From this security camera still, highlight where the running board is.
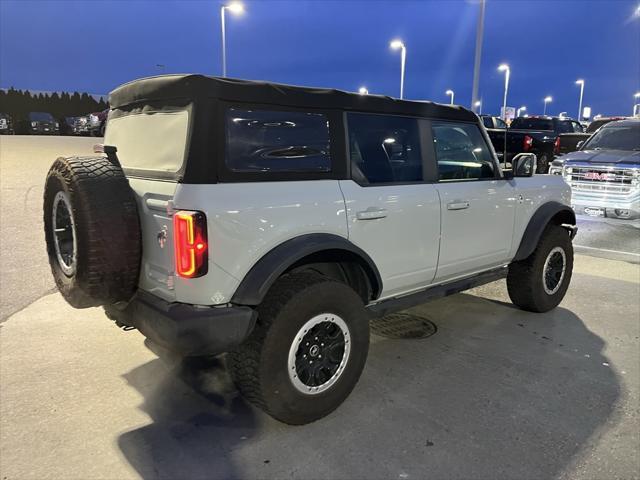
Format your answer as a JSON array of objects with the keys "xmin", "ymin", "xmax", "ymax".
[{"xmin": 366, "ymin": 266, "xmax": 508, "ymax": 318}]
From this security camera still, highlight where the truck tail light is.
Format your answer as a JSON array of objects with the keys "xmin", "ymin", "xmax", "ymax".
[
  {"xmin": 523, "ymin": 135, "xmax": 533, "ymax": 152},
  {"xmin": 554, "ymin": 136, "xmax": 561, "ymax": 154},
  {"xmin": 173, "ymin": 210, "xmax": 208, "ymax": 278}
]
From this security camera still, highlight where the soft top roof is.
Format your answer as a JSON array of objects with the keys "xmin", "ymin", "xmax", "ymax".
[{"xmin": 109, "ymin": 74, "xmax": 477, "ymax": 122}]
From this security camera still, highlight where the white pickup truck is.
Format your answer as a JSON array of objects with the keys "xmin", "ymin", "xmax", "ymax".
[{"xmin": 43, "ymin": 75, "xmax": 577, "ymax": 424}]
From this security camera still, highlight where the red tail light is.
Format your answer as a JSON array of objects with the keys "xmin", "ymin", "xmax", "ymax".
[
  {"xmin": 523, "ymin": 135, "xmax": 533, "ymax": 152},
  {"xmin": 554, "ymin": 136, "xmax": 561, "ymax": 154},
  {"xmin": 173, "ymin": 210, "xmax": 208, "ymax": 278}
]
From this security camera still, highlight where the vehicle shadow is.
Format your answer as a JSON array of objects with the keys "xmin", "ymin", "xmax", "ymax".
[
  {"xmin": 117, "ymin": 292, "xmax": 621, "ymax": 480},
  {"xmin": 117, "ymin": 348, "xmax": 257, "ymax": 480}
]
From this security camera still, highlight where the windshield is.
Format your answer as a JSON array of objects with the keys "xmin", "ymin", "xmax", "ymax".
[
  {"xmin": 583, "ymin": 124, "xmax": 640, "ymax": 151},
  {"xmin": 555, "ymin": 121, "xmax": 577, "ymax": 133},
  {"xmin": 30, "ymin": 112, "xmax": 54, "ymax": 121},
  {"xmin": 510, "ymin": 118, "xmax": 553, "ymax": 130}
]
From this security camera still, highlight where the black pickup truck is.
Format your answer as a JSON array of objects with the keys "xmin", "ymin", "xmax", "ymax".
[{"xmin": 483, "ymin": 116, "xmax": 585, "ymax": 174}]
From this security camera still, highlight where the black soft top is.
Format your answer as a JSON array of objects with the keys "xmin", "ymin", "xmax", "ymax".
[{"xmin": 109, "ymin": 74, "xmax": 477, "ymax": 122}]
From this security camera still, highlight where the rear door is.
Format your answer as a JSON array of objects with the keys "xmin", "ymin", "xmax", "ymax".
[
  {"xmin": 431, "ymin": 121, "xmax": 516, "ymax": 282},
  {"xmin": 104, "ymin": 108, "xmax": 191, "ymax": 302},
  {"xmin": 340, "ymin": 113, "xmax": 441, "ymax": 299}
]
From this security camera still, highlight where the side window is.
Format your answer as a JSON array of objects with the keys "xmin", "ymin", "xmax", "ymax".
[
  {"xmin": 347, "ymin": 113, "xmax": 423, "ymax": 184},
  {"xmin": 225, "ymin": 107, "xmax": 331, "ymax": 172},
  {"xmin": 481, "ymin": 117, "xmax": 492, "ymax": 129},
  {"xmin": 573, "ymin": 121, "xmax": 584, "ymax": 133},
  {"xmin": 432, "ymin": 122, "xmax": 497, "ymax": 181},
  {"xmin": 496, "ymin": 118, "xmax": 507, "ymax": 129}
]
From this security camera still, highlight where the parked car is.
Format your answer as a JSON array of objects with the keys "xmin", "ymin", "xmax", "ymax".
[
  {"xmin": 0, "ymin": 112, "xmax": 14, "ymax": 134},
  {"xmin": 485, "ymin": 116, "xmax": 584, "ymax": 173},
  {"xmin": 88, "ymin": 109, "xmax": 108, "ymax": 136},
  {"xmin": 18, "ymin": 112, "xmax": 60, "ymax": 135},
  {"xmin": 43, "ymin": 74, "xmax": 577, "ymax": 425},
  {"xmin": 562, "ymin": 119, "xmax": 640, "ymax": 219},
  {"xmin": 555, "ymin": 117, "xmax": 629, "ymax": 157}
]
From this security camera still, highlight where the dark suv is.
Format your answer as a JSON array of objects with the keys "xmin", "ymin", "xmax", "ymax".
[{"xmin": 18, "ymin": 112, "xmax": 60, "ymax": 135}]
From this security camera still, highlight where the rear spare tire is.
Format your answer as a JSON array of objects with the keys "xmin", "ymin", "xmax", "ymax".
[{"xmin": 43, "ymin": 156, "xmax": 141, "ymax": 308}]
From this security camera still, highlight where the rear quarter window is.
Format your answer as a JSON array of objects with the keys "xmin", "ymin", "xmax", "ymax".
[{"xmin": 225, "ymin": 108, "xmax": 331, "ymax": 173}]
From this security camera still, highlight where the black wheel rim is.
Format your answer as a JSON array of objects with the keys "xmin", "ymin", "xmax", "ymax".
[
  {"xmin": 288, "ymin": 314, "xmax": 351, "ymax": 394},
  {"xmin": 543, "ymin": 247, "xmax": 566, "ymax": 295},
  {"xmin": 52, "ymin": 191, "xmax": 76, "ymax": 276}
]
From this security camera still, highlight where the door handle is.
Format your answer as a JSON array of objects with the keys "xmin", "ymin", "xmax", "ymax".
[
  {"xmin": 356, "ymin": 207, "xmax": 388, "ymax": 220},
  {"xmin": 447, "ymin": 201, "xmax": 470, "ymax": 210}
]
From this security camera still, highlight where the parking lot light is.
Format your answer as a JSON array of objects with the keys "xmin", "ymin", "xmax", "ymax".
[
  {"xmin": 390, "ymin": 39, "xmax": 406, "ymax": 99},
  {"xmin": 544, "ymin": 96, "xmax": 553, "ymax": 115},
  {"xmin": 220, "ymin": 2, "xmax": 245, "ymax": 77},
  {"xmin": 446, "ymin": 89, "xmax": 455, "ymax": 105},
  {"xmin": 498, "ymin": 64, "xmax": 510, "ymax": 121},
  {"xmin": 517, "ymin": 105, "xmax": 527, "ymax": 117},
  {"xmin": 634, "ymin": 92, "xmax": 640, "ymax": 116},
  {"xmin": 359, "ymin": 87, "xmax": 369, "ymax": 95},
  {"xmin": 474, "ymin": 100, "xmax": 482, "ymax": 114},
  {"xmin": 575, "ymin": 79, "xmax": 585, "ymax": 120}
]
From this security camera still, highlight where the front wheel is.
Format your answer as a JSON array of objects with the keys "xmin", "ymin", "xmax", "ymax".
[
  {"xmin": 507, "ymin": 225, "xmax": 573, "ymax": 312},
  {"xmin": 228, "ymin": 272, "xmax": 370, "ymax": 425}
]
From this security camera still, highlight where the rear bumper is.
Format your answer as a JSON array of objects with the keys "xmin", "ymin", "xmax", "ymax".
[{"xmin": 105, "ymin": 291, "xmax": 257, "ymax": 356}]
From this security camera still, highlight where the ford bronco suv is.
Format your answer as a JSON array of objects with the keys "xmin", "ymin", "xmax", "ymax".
[{"xmin": 43, "ymin": 75, "xmax": 577, "ymax": 425}]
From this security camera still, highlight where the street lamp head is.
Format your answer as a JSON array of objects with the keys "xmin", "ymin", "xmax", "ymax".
[
  {"xmin": 498, "ymin": 63, "xmax": 509, "ymax": 72},
  {"xmin": 359, "ymin": 87, "xmax": 369, "ymax": 95},
  {"xmin": 390, "ymin": 39, "xmax": 405, "ymax": 50},
  {"xmin": 474, "ymin": 101, "xmax": 482, "ymax": 107},
  {"xmin": 634, "ymin": 92, "xmax": 640, "ymax": 98},
  {"xmin": 446, "ymin": 90, "xmax": 454, "ymax": 96},
  {"xmin": 225, "ymin": 2, "xmax": 244, "ymax": 14},
  {"xmin": 520, "ymin": 106, "xmax": 527, "ymax": 111},
  {"xmin": 575, "ymin": 79, "xmax": 584, "ymax": 85},
  {"xmin": 544, "ymin": 96, "xmax": 553, "ymax": 103}
]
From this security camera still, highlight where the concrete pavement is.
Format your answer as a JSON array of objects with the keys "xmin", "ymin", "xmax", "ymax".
[{"xmin": 1, "ymin": 255, "xmax": 638, "ymax": 479}]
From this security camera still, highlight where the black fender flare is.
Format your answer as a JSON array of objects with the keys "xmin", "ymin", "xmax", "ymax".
[
  {"xmin": 513, "ymin": 201, "xmax": 576, "ymax": 261},
  {"xmin": 231, "ymin": 233, "xmax": 383, "ymax": 306}
]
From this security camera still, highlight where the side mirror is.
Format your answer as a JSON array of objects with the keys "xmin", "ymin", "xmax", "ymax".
[
  {"xmin": 512, "ymin": 153, "xmax": 536, "ymax": 177},
  {"xmin": 576, "ymin": 140, "xmax": 585, "ymax": 150}
]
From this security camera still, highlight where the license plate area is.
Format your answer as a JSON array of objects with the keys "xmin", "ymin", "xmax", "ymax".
[{"xmin": 584, "ymin": 207, "xmax": 605, "ymax": 217}]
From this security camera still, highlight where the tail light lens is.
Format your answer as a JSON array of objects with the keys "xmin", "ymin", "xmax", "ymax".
[
  {"xmin": 554, "ymin": 136, "xmax": 561, "ymax": 154},
  {"xmin": 523, "ymin": 135, "xmax": 533, "ymax": 152},
  {"xmin": 173, "ymin": 210, "xmax": 208, "ymax": 278}
]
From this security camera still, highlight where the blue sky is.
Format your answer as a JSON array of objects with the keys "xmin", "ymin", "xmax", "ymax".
[{"xmin": 1, "ymin": 0, "xmax": 639, "ymax": 117}]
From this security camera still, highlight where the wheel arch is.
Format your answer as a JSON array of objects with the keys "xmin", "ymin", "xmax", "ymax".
[
  {"xmin": 230, "ymin": 233, "xmax": 383, "ymax": 306},
  {"xmin": 513, "ymin": 201, "xmax": 576, "ymax": 261}
]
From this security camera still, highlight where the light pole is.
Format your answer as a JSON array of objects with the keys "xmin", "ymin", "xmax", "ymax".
[
  {"xmin": 633, "ymin": 92, "xmax": 640, "ymax": 116},
  {"xmin": 220, "ymin": 2, "xmax": 244, "ymax": 77},
  {"xmin": 359, "ymin": 87, "xmax": 369, "ymax": 95},
  {"xmin": 516, "ymin": 106, "xmax": 527, "ymax": 117},
  {"xmin": 543, "ymin": 96, "xmax": 552, "ymax": 115},
  {"xmin": 390, "ymin": 39, "xmax": 406, "ymax": 99},
  {"xmin": 446, "ymin": 89, "xmax": 455, "ymax": 105},
  {"xmin": 575, "ymin": 79, "xmax": 585, "ymax": 120},
  {"xmin": 471, "ymin": 0, "xmax": 486, "ymax": 110},
  {"xmin": 474, "ymin": 100, "xmax": 482, "ymax": 114},
  {"xmin": 498, "ymin": 64, "xmax": 510, "ymax": 121}
]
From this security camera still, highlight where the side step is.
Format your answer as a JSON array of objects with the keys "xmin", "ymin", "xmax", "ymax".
[{"xmin": 366, "ymin": 266, "xmax": 508, "ymax": 318}]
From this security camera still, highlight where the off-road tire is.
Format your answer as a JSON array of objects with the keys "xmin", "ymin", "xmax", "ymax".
[
  {"xmin": 507, "ymin": 224, "xmax": 573, "ymax": 312},
  {"xmin": 536, "ymin": 153, "xmax": 550, "ymax": 174},
  {"xmin": 228, "ymin": 271, "xmax": 370, "ymax": 425},
  {"xmin": 43, "ymin": 156, "xmax": 141, "ymax": 308}
]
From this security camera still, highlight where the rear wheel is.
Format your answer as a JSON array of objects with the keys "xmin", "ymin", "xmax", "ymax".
[
  {"xmin": 228, "ymin": 271, "xmax": 370, "ymax": 425},
  {"xmin": 507, "ymin": 225, "xmax": 573, "ymax": 312}
]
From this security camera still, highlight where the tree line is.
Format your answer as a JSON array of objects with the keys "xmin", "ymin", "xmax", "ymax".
[{"xmin": 0, "ymin": 88, "xmax": 109, "ymax": 121}]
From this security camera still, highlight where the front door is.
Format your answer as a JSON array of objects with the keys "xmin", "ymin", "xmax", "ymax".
[{"xmin": 431, "ymin": 121, "xmax": 516, "ymax": 281}]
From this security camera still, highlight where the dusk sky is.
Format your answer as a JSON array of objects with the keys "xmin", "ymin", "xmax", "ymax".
[{"xmin": 1, "ymin": 0, "xmax": 639, "ymax": 117}]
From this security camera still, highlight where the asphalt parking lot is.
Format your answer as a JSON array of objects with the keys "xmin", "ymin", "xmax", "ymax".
[{"xmin": 1, "ymin": 136, "xmax": 639, "ymax": 479}]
